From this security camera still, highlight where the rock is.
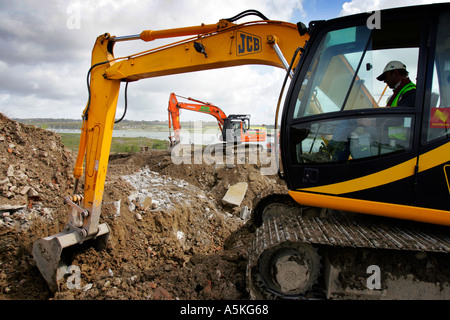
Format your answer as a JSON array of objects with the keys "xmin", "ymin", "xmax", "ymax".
[
  {"xmin": 20, "ymin": 186, "xmax": 31, "ymax": 195},
  {"xmin": 6, "ymin": 165, "xmax": 14, "ymax": 177},
  {"xmin": 82, "ymin": 283, "xmax": 93, "ymax": 291},
  {"xmin": 240, "ymin": 206, "xmax": 251, "ymax": 220},
  {"xmin": 16, "ymin": 171, "xmax": 28, "ymax": 181},
  {"xmin": 112, "ymin": 277, "xmax": 122, "ymax": 286},
  {"xmin": 152, "ymin": 286, "xmax": 172, "ymax": 300},
  {"xmin": 142, "ymin": 196, "xmax": 153, "ymax": 210},
  {"xmin": 3, "ymin": 192, "xmax": 14, "ymax": 198},
  {"xmin": 151, "ymin": 200, "xmax": 159, "ymax": 209},
  {"xmin": 27, "ymin": 187, "xmax": 39, "ymax": 197},
  {"xmin": 41, "ymin": 208, "xmax": 52, "ymax": 217},
  {"xmin": 0, "ymin": 204, "xmax": 27, "ymax": 212},
  {"xmin": 135, "ymin": 213, "xmax": 142, "ymax": 221},
  {"xmin": 113, "ymin": 200, "xmax": 121, "ymax": 216},
  {"xmin": 222, "ymin": 182, "xmax": 248, "ymax": 207}
]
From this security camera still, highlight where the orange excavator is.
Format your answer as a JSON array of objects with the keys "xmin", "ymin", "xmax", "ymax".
[{"xmin": 167, "ymin": 92, "xmax": 266, "ymax": 147}]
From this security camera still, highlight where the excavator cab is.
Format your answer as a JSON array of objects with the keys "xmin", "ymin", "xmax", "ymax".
[
  {"xmin": 222, "ymin": 114, "xmax": 251, "ymax": 143},
  {"xmin": 281, "ymin": 3, "xmax": 450, "ymax": 223},
  {"xmin": 222, "ymin": 114, "xmax": 266, "ymax": 144}
]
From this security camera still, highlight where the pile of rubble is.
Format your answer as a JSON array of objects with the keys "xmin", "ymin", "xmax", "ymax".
[{"xmin": 0, "ymin": 113, "xmax": 287, "ymax": 300}]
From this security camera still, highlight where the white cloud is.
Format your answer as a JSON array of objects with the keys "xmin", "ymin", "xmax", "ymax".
[
  {"xmin": 0, "ymin": 0, "xmax": 447, "ymax": 125},
  {"xmin": 340, "ymin": 0, "xmax": 449, "ymax": 16},
  {"xmin": 0, "ymin": 0, "xmax": 304, "ymax": 124}
]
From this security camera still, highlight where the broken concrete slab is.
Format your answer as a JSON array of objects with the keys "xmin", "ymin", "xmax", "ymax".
[
  {"xmin": 222, "ymin": 182, "xmax": 248, "ymax": 207},
  {"xmin": 0, "ymin": 204, "xmax": 27, "ymax": 212}
]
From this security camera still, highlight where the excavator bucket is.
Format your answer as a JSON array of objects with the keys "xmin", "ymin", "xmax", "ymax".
[{"xmin": 32, "ymin": 223, "xmax": 110, "ymax": 293}]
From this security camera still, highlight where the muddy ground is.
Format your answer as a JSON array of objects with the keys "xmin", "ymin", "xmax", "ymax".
[{"xmin": 0, "ymin": 113, "xmax": 287, "ymax": 300}]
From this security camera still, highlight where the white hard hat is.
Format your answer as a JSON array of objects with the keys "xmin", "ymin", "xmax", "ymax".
[{"xmin": 377, "ymin": 60, "xmax": 407, "ymax": 81}]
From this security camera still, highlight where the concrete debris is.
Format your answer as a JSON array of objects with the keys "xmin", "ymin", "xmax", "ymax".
[
  {"xmin": 122, "ymin": 167, "xmax": 204, "ymax": 211},
  {"xmin": 222, "ymin": 182, "xmax": 248, "ymax": 207},
  {"xmin": 240, "ymin": 206, "xmax": 251, "ymax": 220},
  {"xmin": 0, "ymin": 204, "xmax": 27, "ymax": 212}
]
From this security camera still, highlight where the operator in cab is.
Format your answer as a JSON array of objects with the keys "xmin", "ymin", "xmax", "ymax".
[
  {"xmin": 376, "ymin": 60, "xmax": 416, "ymax": 107},
  {"xmin": 327, "ymin": 61, "xmax": 416, "ymax": 161}
]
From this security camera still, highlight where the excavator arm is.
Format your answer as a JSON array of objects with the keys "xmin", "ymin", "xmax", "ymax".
[
  {"xmin": 104, "ymin": 19, "xmax": 302, "ymax": 80},
  {"xmin": 32, "ymin": 11, "xmax": 309, "ymax": 292}
]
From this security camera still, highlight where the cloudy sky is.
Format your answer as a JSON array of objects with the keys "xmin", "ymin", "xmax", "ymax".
[{"xmin": 0, "ymin": 0, "xmax": 447, "ymax": 125}]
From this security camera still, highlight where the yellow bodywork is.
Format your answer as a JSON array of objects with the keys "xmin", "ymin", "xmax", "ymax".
[{"xmin": 290, "ymin": 141, "xmax": 450, "ymax": 226}]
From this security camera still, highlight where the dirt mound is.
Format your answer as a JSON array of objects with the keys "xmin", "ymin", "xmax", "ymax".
[
  {"xmin": 0, "ymin": 113, "xmax": 287, "ymax": 300},
  {"xmin": 0, "ymin": 113, "xmax": 76, "ymax": 299}
]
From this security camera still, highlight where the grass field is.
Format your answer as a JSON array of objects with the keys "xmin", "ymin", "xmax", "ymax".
[{"xmin": 58, "ymin": 133, "xmax": 169, "ymax": 153}]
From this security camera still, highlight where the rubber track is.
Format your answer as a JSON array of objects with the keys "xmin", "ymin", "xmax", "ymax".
[{"xmin": 249, "ymin": 211, "xmax": 450, "ymax": 269}]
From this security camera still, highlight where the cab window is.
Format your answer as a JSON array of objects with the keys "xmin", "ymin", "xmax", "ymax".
[
  {"xmin": 290, "ymin": 17, "xmax": 422, "ymax": 163},
  {"xmin": 425, "ymin": 12, "xmax": 450, "ymax": 142},
  {"xmin": 291, "ymin": 115, "xmax": 413, "ymax": 163},
  {"xmin": 293, "ymin": 20, "xmax": 421, "ymax": 119}
]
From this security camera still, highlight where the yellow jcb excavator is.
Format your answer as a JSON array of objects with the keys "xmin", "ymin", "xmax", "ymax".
[
  {"xmin": 32, "ymin": 9, "xmax": 306, "ymax": 293},
  {"xmin": 33, "ymin": 5, "xmax": 450, "ymax": 299}
]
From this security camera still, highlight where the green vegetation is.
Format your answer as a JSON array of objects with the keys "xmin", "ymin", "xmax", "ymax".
[
  {"xmin": 58, "ymin": 133, "xmax": 82, "ymax": 151},
  {"xmin": 15, "ymin": 118, "xmax": 228, "ymax": 132},
  {"xmin": 58, "ymin": 133, "xmax": 169, "ymax": 153},
  {"xmin": 14, "ymin": 118, "xmax": 274, "ymax": 154},
  {"xmin": 15, "ymin": 118, "xmax": 274, "ymax": 131}
]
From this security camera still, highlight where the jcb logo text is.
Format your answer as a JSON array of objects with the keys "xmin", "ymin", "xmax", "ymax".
[{"xmin": 237, "ymin": 31, "xmax": 262, "ymax": 56}]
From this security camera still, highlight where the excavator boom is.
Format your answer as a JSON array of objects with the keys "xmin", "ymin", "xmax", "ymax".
[{"xmin": 105, "ymin": 20, "xmax": 303, "ymax": 81}]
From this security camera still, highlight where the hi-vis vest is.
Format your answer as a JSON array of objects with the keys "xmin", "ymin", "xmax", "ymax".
[
  {"xmin": 390, "ymin": 82, "xmax": 416, "ymax": 107},
  {"xmin": 387, "ymin": 82, "xmax": 416, "ymax": 141}
]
